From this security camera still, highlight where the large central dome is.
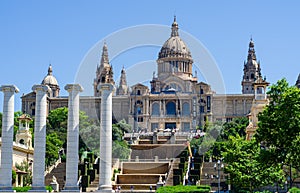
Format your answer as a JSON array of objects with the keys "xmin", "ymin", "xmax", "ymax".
[
  {"xmin": 156, "ymin": 17, "xmax": 194, "ymax": 81},
  {"xmin": 158, "ymin": 17, "xmax": 192, "ymax": 60}
]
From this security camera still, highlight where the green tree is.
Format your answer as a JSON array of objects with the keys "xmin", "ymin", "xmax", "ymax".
[
  {"xmin": 112, "ymin": 140, "xmax": 130, "ymax": 159},
  {"xmin": 79, "ymin": 124, "xmax": 100, "ymax": 155},
  {"xmin": 47, "ymin": 107, "xmax": 68, "ymax": 145},
  {"xmin": 255, "ymin": 78, "xmax": 300, "ymax": 186},
  {"xmin": 223, "ymin": 136, "xmax": 285, "ymax": 192},
  {"xmin": 220, "ymin": 117, "xmax": 248, "ymax": 140},
  {"xmin": 46, "ymin": 132, "xmax": 63, "ymax": 166}
]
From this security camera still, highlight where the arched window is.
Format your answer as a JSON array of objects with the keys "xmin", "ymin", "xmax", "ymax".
[
  {"xmin": 182, "ymin": 102, "xmax": 190, "ymax": 116},
  {"xmin": 19, "ymin": 139, "xmax": 25, "ymax": 145},
  {"xmin": 166, "ymin": 101, "xmax": 176, "ymax": 115},
  {"xmin": 152, "ymin": 103, "xmax": 160, "ymax": 116}
]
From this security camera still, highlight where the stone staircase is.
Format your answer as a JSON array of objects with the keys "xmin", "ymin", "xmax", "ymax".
[
  {"xmin": 200, "ymin": 162, "xmax": 228, "ymax": 192},
  {"xmin": 45, "ymin": 162, "xmax": 66, "ymax": 191},
  {"xmin": 165, "ymin": 158, "xmax": 180, "ymax": 186},
  {"xmin": 114, "ymin": 161, "xmax": 170, "ymax": 192},
  {"xmin": 86, "ymin": 174, "xmax": 99, "ymax": 192}
]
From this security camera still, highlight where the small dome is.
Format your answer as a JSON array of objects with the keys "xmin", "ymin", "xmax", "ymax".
[{"xmin": 41, "ymin": 65, "xmax": 58, "ymax": 86}]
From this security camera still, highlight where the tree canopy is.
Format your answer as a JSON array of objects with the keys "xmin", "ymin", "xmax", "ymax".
[
  {"xmin": 223, "ymin": 136, "xmax": 285, "ymax": 192},
  {"xmin": 255, "ymin": 78, "xmax": 300, "ymax": 186}
]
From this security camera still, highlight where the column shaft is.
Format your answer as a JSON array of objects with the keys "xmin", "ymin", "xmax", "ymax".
[
  {"xmin": 0, "ymin": 85, "xmax": 19, "ymax": 192},
  {"xmin": 97, "ymin": 84, "xmax": 114, "ymax": 192},
  {"xmin": 63, "ymin": 84, "xmax": 83, "ymax": 192},
  {"xmin": 30, "ymin": 85, "xmax": 49, "ymax": 192}
]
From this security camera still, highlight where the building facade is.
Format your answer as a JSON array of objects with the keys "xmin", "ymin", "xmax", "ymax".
[{"xmin": 22, "ymin": 18, "xmax": 273, "ymax": 132}]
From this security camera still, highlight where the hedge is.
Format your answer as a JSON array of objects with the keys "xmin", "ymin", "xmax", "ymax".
[{"xmin": 156, "ymin": 185, "xmax": 210, "ymax": 193}]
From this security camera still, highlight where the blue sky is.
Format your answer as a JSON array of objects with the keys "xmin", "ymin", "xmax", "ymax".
[{"xmin": 0, "ymin": 1, "xmax": 300, "ymax": 112}]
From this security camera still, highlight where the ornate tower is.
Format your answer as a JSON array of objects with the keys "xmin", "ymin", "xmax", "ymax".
[
  {"xmin": 246, "ymin": 76, "xmax": 269, "ymax": 140},
  {"xmin": 16, "ymin": 114, "xmax": 33, "ymax": 149},
  {"xmin": 94, "ymin": 43, "xmax": 115, "ymax": 97},
  {"xmin": 296, "ymin": 74, "xmax": 300, "ymax": 89},
  {"xmin": 241, "ymin": 39, "xmax": 263, "ymax": 94},
  {"xmin": 41, "ymin": 64, "xmax": 60, "ymax": 97},
  {"xmin": 116, "ymin": 67, "xmax": 128, "ymax": 95}
]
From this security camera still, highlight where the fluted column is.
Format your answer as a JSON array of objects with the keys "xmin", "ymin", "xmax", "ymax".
[
  {"xmin": 97, "ymin": 83, "xmax": 115, "ymax": 193},
  {"xmin": 0, "ymin": 85, "xmax": 19, "ymax": 192},
  {"xmin": 30, "ymin": 85, "xmax": 50, "ymax": 192},
  {"xmin": 63, "ymin": 84, "xmax": 83, "ymax": 192}
]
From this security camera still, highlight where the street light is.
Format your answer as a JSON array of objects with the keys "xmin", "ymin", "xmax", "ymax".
[{"xmin": 214, "ymin": 160, "xmax": 224, "ymax": 193}]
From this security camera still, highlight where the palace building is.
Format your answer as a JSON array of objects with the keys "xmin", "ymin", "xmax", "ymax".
[{"xmin": 21, "ymin": 17, "xmax": 283, "ymax": 132}]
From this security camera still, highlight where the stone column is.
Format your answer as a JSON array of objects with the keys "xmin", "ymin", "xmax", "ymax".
[
  {"xmin": 97, "ymin": 83, "xmax": 115, "ymax": 193},
  {"xmin": 0, "ymin": 85, "xmax": 19, "ymax": 192},
  {"xmin": 30, "ymin": 85, "xmax": 50, "ymax": 192},
  {"xmin": 63, "ymin": 84, "xmax": 83, "ymax": 192}
]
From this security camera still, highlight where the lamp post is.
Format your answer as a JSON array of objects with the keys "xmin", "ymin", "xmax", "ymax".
[{"xmin": 214, "ymin": 160, "xmax": 224, "ymax": 193}]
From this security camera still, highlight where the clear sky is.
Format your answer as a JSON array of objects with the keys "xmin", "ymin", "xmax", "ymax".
[{"xmin": 0, "ymin": 0, "xmax": 299, "ymax": 112}]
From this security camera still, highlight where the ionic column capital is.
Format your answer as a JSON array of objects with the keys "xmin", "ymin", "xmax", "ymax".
[
  {"xmin": 32, "ymin": 85, "xmax": 51, "ymax": 93},
  {"xmin": 0, "ymin": 85, "xmax": 19, "ymax": 93},
  {"xmin": 64, "ymin": 84, "xmax": 83, "ymax": 93},
  {"xmin": 97, "ymin": 83, "xmax": 115, "ymax": 92}
]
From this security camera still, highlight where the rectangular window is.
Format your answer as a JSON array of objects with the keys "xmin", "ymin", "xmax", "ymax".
[
  {"xmin": 182, "ymin": 122, "xmax": 190, "ymax": 132},
  {"xmin": 207, "ymin": 96, "xmax": 211, "ymax": 112},
  {"xmin": 226, "ymin": 117, "xmax": 233, "ymax": 122},
  {"xmin": 151, "ymin": 123, "xmax": 159, "ymax": 131},
  {"xmin": 200, "ymin": 106, "xmax": 204, "ymax": 113},
  {"xmin": 138, "ymin": 117, "xmax": 143, "ymax": 122}
]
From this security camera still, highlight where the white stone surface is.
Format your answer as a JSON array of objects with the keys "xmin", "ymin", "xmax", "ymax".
[
  {"xmin": 0, "ymin": 85, "xmax": 19, "ymax": 192},
  {"xmin": 97, "ymin": 84, "xmax": 115, "ymax": 192},
  {"xmin": 30, "ymin": 85, "xmax": 50, "ymax": 192},
  {"xmin": 63, "ymin": 84, "xmax": 83, "ymax": 192}
]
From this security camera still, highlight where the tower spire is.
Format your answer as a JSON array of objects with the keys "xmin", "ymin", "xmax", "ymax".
[
  {"xmin": 94, "ymin": 43, "xmax": 115, "ymax": 97},
  {"xmin": 171, "ymin": 15, "xmax": 179, "ymax": 37},
  {"xmin": 242, "ymin": 38, "xmax": 264, "ymax": 94},
  {"xmin": 296, "ymin": 73, "xmax": 300, "ymax": 89},
  {"xmin": 117, "ymin": 66, "xmax": 128, "ymax": 95},
  {"xmin": 48, "ymin": 64, "xmax": 53, "ymax": 75},
  {"xmin": 248, "ymin": 38, "xmax": 256, "ymax": 61},
  {"xmin": 100, "ymin": 43, "xmax": 110, "ymax": 69}
]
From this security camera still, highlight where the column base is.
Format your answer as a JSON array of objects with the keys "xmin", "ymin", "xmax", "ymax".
[
  {"xmin": 0, "ymin": 186, "xmax": 15, "ymax": 192},
  {"xmin": 62, "ymin": 186, "xmax": 80, "ymax": 192},
  {"xmin": 96, "ymin": 185, "xmax": 113, "ymax": 193},
  {"xmin": 28, "ymin": 186, "xmax": 48, "ymax": 192}
]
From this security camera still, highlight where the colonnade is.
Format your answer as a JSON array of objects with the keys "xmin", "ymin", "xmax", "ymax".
[{"xmin": 0, "ymin": 83, "xmax": 113, "ymax": 192}]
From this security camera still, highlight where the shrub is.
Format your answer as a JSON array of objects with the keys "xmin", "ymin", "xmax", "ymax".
[
  {"xmin": 290, "ymin": 187, "xmax": 300, "ymax": 193},
  {"xmin": 13, "ymin": 186, "xmax": 53, "ymax": 192}
]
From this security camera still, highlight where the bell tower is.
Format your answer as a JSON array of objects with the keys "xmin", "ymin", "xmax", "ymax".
[
  {"xmin": 241, "ymin": 38, "xmax": 263, "ymax": 94},
  {"xmin": 94, "ymin": 43, "xmax": 115, "ymax": 97},
  {"xmin": 246, "ymin": 77, "xmax": 269, "ymax": 140},
  {"xmin": 16, "ymin": 114, "xmax": 33, "ymax": 149}
]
